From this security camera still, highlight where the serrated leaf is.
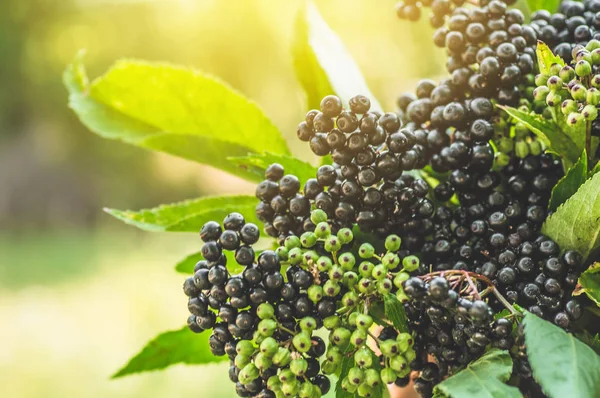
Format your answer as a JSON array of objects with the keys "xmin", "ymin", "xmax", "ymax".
[
  {"xmin": 549, "ymin": 150, "xmax": 588, "ymax": 211},
  {"xmin": 576, "ymin": 331, "xmax": 600, "ymax": 355},
  {"xmin": 112, "ymin": 327, "xmax": 226, "ymax": 378},
  {"xmin": 433, "ymin": 349, "xmax": 520, "ymax": 398},
  {"xmin": 228, "ymin": 152, "xmax": 317, "ymax": 183},
  {"xmin": 499, "ymin": 105, "xmax": 580, "ymax": 166},
  {"xmin": 104, "ymin": 195, "xmax": 258, "ymax": 232},
  {"xmin": 335, "ymin": 347, "xmax": 354, "ymax": 398},
  {"xmin": 523, "ymin": 312, "xmax": 600, "ymax": 398},
  {"xmin": 590, "ymin": 160, "xmax": 600, "ymax": 177},
  {"xmin": 574, "ymin": 262, "xmax": 600, "ymax": 306},
  {"xmin": 536, "ymin": 41, "xmax": 565, "ymax": 75},
  {"xmin": 64, "ymin": 54, "xmax": 289, "ymax": 180},
  {"xmin": 292, "ymin": 1, "xmax": 382, "ymax": 113},
  {"xmin": 551, "ymin": 106, "xmax": 586, "ymax": 152},
  {"xmin": 541, "ymin": 172, "xmax": 600, "ymax": 261},
  {"xmin": 383, "ymin": 294, "xmax": 409, "ymax": 333}
]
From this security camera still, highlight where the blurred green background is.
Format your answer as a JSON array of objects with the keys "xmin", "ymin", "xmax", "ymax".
[{"xmin": 0, "ymin": 0, "xmax": 444, "ymax": 396}]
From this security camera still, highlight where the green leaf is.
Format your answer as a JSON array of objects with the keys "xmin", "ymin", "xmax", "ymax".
[
  {"xmin": 112, "ymin": 327, "xmax": 226, "ymax": 378},
  {"xmin": 523, "ymin": 312, "xmax": 600, "ymax": 398},
  {"xmin": 549, "ymin": 150, "xmax": 588, "ymax": 211},
  {"xmin": 228, "ymin": 152, "xmax": 317, "ymax": 183},
  {"xmin": 64, "ymin": 54, "xmax": 289, "ymax": 179},
  {"xmin": 335, "ymin": 346, "xmax": 354, "ymax": 398},
  {"xmin": 433, "ymin": 349, "xmax": 520, "ymax": 398},
  {"xmin": 541, "ymin": 172, "xmax": 600, "ymax": 261},
  {"xmin": 292, "ymin": 2, "xmax": 382, "ymax": 113},
  {"xmin": 574, "ymin": 262, "xmax": 600, "ymax": 306},
  {"xmin": 175, "ymin": 250, "xmax": 255, "ymax": 275},
  {"xmin": 499, "ymin": 105, "xmax": 580, "ymax": 166},
  {"xmin": 383, "ymin": 294, "xmax": 409, "ymax": 333},
  {"xmin": 550, "ymin": 106, "xmax": 586, "ymax": 151},
  {"xmin": 536, "ymin": 40, "xmax": 565, "ymax": 74},
  {"xmin": 104, "ymin": 195, "xmax": 259, "ymax": 232},
  {"xmin": 576, "ymin": 331, "xmax": 600, "ymax": 355},
  {"xmin": 590, "ymin": 160, "xmax": 600, "ymax": 177}
]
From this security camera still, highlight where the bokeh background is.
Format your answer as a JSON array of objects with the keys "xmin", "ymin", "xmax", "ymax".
[{"xmin": 0, "ymin": 0, "xmax": 445, "ymax": 396}]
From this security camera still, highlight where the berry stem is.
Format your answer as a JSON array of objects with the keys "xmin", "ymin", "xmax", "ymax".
[
  {"xmin": 277, "ymin": 323, "xmax": 297, "ymax": 336},
  {"xmin": 586, "ymin": 119, "xmax": 592, "ymax": 167}
]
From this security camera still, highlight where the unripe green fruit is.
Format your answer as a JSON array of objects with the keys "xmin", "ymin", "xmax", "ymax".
[
  {"xmin": 381, "ymin": 367, "xmax": 397, "ymax": 384},
  {"xmin": 321, "ymin": 359, "xmax": 337, "ymax": 375},
  {"xmin": 258, "ymin": 319, "xmax": 277, "ymax": 337},
  {"xmin": 314, "ymin": 221, "xmax": 331, "ymax": 239},
  {"xmin": 588, "ymin": 88, "xmax": 600, "ymax": 105},
  {"xmin": 316, "ymin": 256, "xmax": 332, "ymax": 271},
  {"xmin": 354, "ymin": 347, "xmax": 373, "ymax": 367},
  {"xmin": 402, "ymin": 255, "xmax": 420, "ymax": 272},
  {"xmin": 348, "ymin": 312, "xmax": 359, "ymax": 326},
  {"xmin": 396, "ymin": 288, "xmax": 409, "ymax": 303},
  {"xmin": 326, "ymin": 346, "xmax": 343, "ymax": 363},
  {"xmin": 359, "ymin": 261, "xmax": 374, "ymax": 277},
  {"xmin": 260, "ymin": 337, "xmax": 279, "ymax": 357},
  {"xmin": 323, "ymin": 279, "xmax": 341, "ymax": 296},
  {"xmin": 529, "ymin": 140, "xmax": 543, "ymax": 156},
  {"xmin": 288, "ymin": 247, "xmax": 303, "ymax": 265},
  {"xmin": 300, "ymin": 316, "xmax": 318, "ymax": 332},
  {"xmin": 593, "ymin": 48, "xmax": 600, "ymax": 65},
  {"xmin": 341, "ymin": 377, "xmax": 358, "ymax": 393},
  {"xmin": 303, "ymin": 250, "xmax": 319, "ymax": 266},
  {"xmin": 364, "ymin": 368, "xmax": 381, "ymax": 388},
  {"xmin": 495, "ymin": 152, "xmax": 511, "ymax": 168},
  {"xmin": 514, "ymin": 122, "xmax": 529, "ymax": 139},
  {"xmin": 337, "ymin": 228, "xmax": 353, "ymax": 244},
  {"xmin": 583, "ymin": 104, "xmax": 598, "ymax": 120},
  {"xmin": 342, "ymin": 291, "xmax": 360, "ymax": 307},
  {"xmin": 358, "ymin": 243, "xmax": 375, "ymax": 259},
  {"xmin": 324, "ymin": 236, "xmax": 341, "ymax": 252},
  {"xmin": 571, "ymin": 84, "xmax": 588, "ymax": 101},
  {"xmin": 290, "ymin": 357, "xmax": 308, "ymax": 376},
  {"xmin": 587, "ymin": 39, "xmax": 600, "ymax": 51},
  {"xmin": 355, "ymin": 314, "xmax": 373, "ymax": 330},
  {"xmin": 593, "ymin": 75, "xmax": 600, "ymax": 88},
  {"xmin": 377, "ymin": 278, "xmax": 393, "ymax": 294},
  {"xmin": 357, "ymin": 277, "xmax": 373, "ymax": 293},
  {"xmin": 275, "ymin": 246, "xmax": 289, "ymax": 261},
  {"xmin": 348, "ymin": 367, "xmax": 365, "ymax": 385},
  {"xmin": 310, "ymin": 209, "xmax": 327, "ymax": 224},
  {"xmin": 236, "ymin": 340, "xmax": 255, "ymax": 356},
  {"xmin": 515, "ymin": 140, "xmax": 530, "ymax": 159},
  {"xmin": 328, "ymin": 265, "xmax": 344, "ymax": 281},
  {"xmin": 279, "ymin": 368, "xmax": 295, "ymax": 383},
  {"xmin": 254, "ymin": 352, "xmax": 273, "ymax": 371},
  {"xmin": 357, "ymin": 382, "xmax": 374, "ymax": 397},
  {"xmin": 281, "ymin": 380, "xmax": 300, "ymax": 397},
  {"xmin": 343, "ymin": 271, "xmax": 358, "ymax": 286},
  {"xmin": 380, "ymin": 339, "xmax": 400, "ymax": 357},
  {"xmin": 293, "ymin": 332, "xmax": 312, "ymax": 353},
  {"xmin": 257, "ymin": 303, "xmax": 275, "ymax": 320},
  {"xmin": 372, "ymin": 264, "xmax": 388, "ymax": 280},
  {"xmin": 546, "ymin": 91, "xmax": 562, "ymax": 106},
  {"xmin": 338, "ymin": 252, "xmax": 356, "ymax": 271},
  {"xmin": 394, "ymin": 272, "xmax": 410, "ymax": 288},
  {"xmin": 533, "ymin": 85, "xmax": 550, "ymax": 101},
  {"xmin": 385, "ymin": 234, "xmax": 402, "ymax": 251},
  {"xmin": 298, "ymin": 381, "xmax": 314, "ymax": 398},
  {"xmin": 559, "ymin": 66, "xmax": 575, "ymax": 82},
  {"xmin": 397, "ymin": 365, "xmax": 412, "ymax": 378},
  {"xmin": 331, "ymin": 327, "xmax": 351, "ymax": 346},
  {"xmin": 397, "ymin": 333, "xmax": 414, "ymax": 352},
  {"xmin": 238, "ymin": 363, "xmax": 259, "ymax": 385},
  {"xmin": 307, "ymin": 285, "xmax": 324, "ymax": 303},
  {"xmin": 404, "ymin": 348, "xmax": 417, "ymax": 363},
  {"xmin": 549, "ymin": 63, "xmax": 562, "ymax": 75},
  {"xmin": 498, "ymin": 137, "xmax": 514, "ymax": 153},
  {"xmin": 273, "ymin": 347, "xmax": 292, "ymax": 367},
  {"xmin": 323, "ymin": 315, "xmax": 340, "ymax": 330},
  {"xmin": 235, "ymin": 353, "xmax": 251, "ymax": 369},
  {"xmin": 351, "ymin": 329, "xmax": 368, "ymax": 346},
  {"xmin": 267, "ymin": 375, "xmax": 282, "ymax": 391},
  {"xmin": 576, "ymin": 60, "xmax": 593, "ymax": 76},
  {"xmin": 389, "ymin": 355, "xmax": 408, "ymax": 372},
  {"xmin": 534, "ymin": 73, "xmax": 549, "ymax": 86},
  {"xmin": 561, "ymin": 99, "xmax": 579, "ymax": 115},
  {"xmin": 300, "ymin": 232, "xmax": 317, "ymax": 248},
  {"xmin": 546, "ymin": 75, "xmax": 562, "ymax": 91},
  {"xmin": 568, "ymin": 112, "xmax": 584, "ymax": 125},
  {"xmin": 285, "ymin": 235, "xmax": 301, "ymax": 250},
  {"xmin": 382, "ymin": 252, "xmax": 400, "ymax": 270}
]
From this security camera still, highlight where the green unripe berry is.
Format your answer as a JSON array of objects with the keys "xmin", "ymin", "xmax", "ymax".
[
  {"xmin": 498, "ymin": 137, "xmax": 514, "ymax": 153},
  {"xmin": 583, "ymin": 104, "xmax": 598, "ymax": 120},
  {"xmin": 534, "ymin": 73, "xmax": 549, "ymax": 86},
  {"xmin": 533, "ymin": 85, "xmax": 550, "ymax": 101},
  {"xmin": 281, "ymin": 380, "xmax": 300, "ymax": 397},
  {"xmin": 561, "ymin": 99, "xmax": 578, "ymax": 115},
  {"xmin": 267, "ymin": 375, "xmax": 282, "ymax": 391},
  {"xmin": 293, "ymin": 332, "xmax": 312, "ymax": 353},
  {"xmin": 298, "ymin": 381, "xmax": 314, "ymax": 398},
  {"xmin": 323, "ymin": 315, "xmax": 340, "ymax": 330},
  {"xmin": 571, "ymin": 84, "xmax": 588, "ymax": 101},
  {"xmin": 515, "ymin": 140, "xmax": 530, "ymax": 158},
  {"xmin": 549, "ymin": 63, "xmax": 562, "ymax": 75},
  {"xmin": 328, "ymin": 265, "xmax": 344, "ymax": 281},
  {"xmin": 393, "ymin": 272, "xmax": 410, "ymax": 288},
  {"xmin": 364, "ymin": 368, "xmax": 381, "ymax": 388},
  {"xmin": 257, "ymin": 303, "xmax": 275, "ymax": 320},
  {"xmin": 275, "ymin": 246, "xmax": 289, "ymax": 261},
  {"xmin": 358, "ymin": 243, "xmax": 375, "ymax": 259},
  {"xmin": 326, "ymin": 346, "xmax": 343, "ymax": 364},
  {"xmin": 290, "ymin": 357, "xmax": 308, "ymax": 376},
  {"xmin": 316, "ymin": 256, "xmax": 332, "ymax": 271},
  {"xmin": 279, "ymin": 368, "xmax": 295, "ymax": 383},
  {"xmin": 377, "ymin": 278, "xmax": 393, "ymax": 294},
  {"xmin": 529, "ymin": 140, "xmax": 543, "ymax": 156},
  {"xmin": 288, "ymin": 247, "xmax": 304, "ymax": 265},
  {"xmin": 559, "ymin": 65, "xmax": 575, "ymax": 82},
  {"xmin": 238, "ymin": 363, "xmax": 259, "ymax": 385},
  {"xmin": 260, "ymin": 337, "xmax": 279, "ymax": 357},
  {"xmin": 357, "ymin": 277, "xmax": 373, "ymax": 294},
  {"xmin": 323, "ymin": 279, "xmax": 341, "ymax": 296},
  {"xmin": 372, "ymin": 263, "xmax": 388, "ymax": 280},
  {"xmin": 403, "ymin": 349, "xmax": 416, "ymax": 363},
  {"xmin": 396, "ymin": 288, "xmax": 409, "ymax": 303},
  {"xmin": 258, "ymin": 319, "xmax": 277, "ymax": 337},
  {"xmin": 348, "ymin": 311, "xmax": 359, "ymax": 326},
  {"xmin": 314, "ymin": 221, "xmax": 331, "ymax": 239},
  {"xmin": 321, "ymin": 360, "xmax": 337, "ymax": 375},
  {"xmin": 356, "ymin": 314, "xmax": 373, "ymax": 330},
  {"xmin": 253, "ymin": 331, "xmax": 264, "ymax": 345},
  {"xmin": 285, "ymin": 235, "xmax": 301, "ymax": 250},
  {"xmin": 300, "ymin": 316, "xmax": 318, "ymax": 332},
  {"xmin": 354, "ymin": 347, "xmax": 373, "ymax": 367},
  {"xmin": 337, "ymin": 227, "xmax": 353, "ymax": 244},
  {"xmin": 389, "ymin": 355, "xmax": 408, "ymax": 372},
  {"xmin": 593, "ymin": 75, "xmax": 600, "ymax": 88},
  {"xmin": 273, "ymin": 347, "xmax": 292, "ymax": 367},
  {"xmin": 235, "ymin": 353, "xmax": 251, "ymax": 369},
  {"xmin": 338, "ymin": 252, "xmax": 356, "ymax": 271},
  {"xmin": 236, "ymin": 340, "xmax": 255, "ymax": 356},
  {"xmin": 381, "ymin": 368, "xmax": 397, "ymax": 384},
  {"xmin": 331, "ymin": 327, "xmax": 351, "ymax": 347},
  {"xmin": 343, "ymin": 271, "xmax": 358, "ymax": 286},
  {"xmin": 546, "ymin": 91, "xmax": 562, "ymax": 106},
  {"xmin": 546, "ymin": 75, "xmax": 562, "ymax": 91},
  {"xmin": 568, "ymin": 111, "xmax": 584, "ymax": 125},
  {"xmin": 592, "ymin": 48, "xmax": 600, "ymax": 65},
  {"xmin": 385, "ymin": 234, "xmax": 402, "ymax": 252},
  {"xmin": 380, "ymin": 339, "xmax": 400, "ymax": 357},
  {"xmin": 495, "ymin": 152, "xmax": 511, "ymax": 168},
  {"xmin": 358, "ymin": 261, "xmax": 375, "ymax": 277},
  {"xmin": 402, "ymin": 255, "xmax": 420, "ymax": 272},
  {"xmin": 348, "ymin": 367, "xmax": 365, "ymax": 386},
  {"xmin": 307, "ymin": 285, "xmax": 324, "ymax": 303},
  {"xmin": 303, "ymin": 250, "xmax": 319, "ymax": 266},
  {"xmin": 351, "ymin": 329, "xmax": 368, "ymax": 346},
  {"xmin": 342, "ymin": 291, "xmax": 360, "ymax": 307},
  {"xmin": 341, "ymin": 377, "xmax": 358, "ymax": 393},
  {"xmin": 300, "ymin": 232, "xmax": 317, "ymax": 248},
  {"xmin": 587, "ymin": 39, "xmax": 600, "ymax": 51},
  {"xmin": 514, "ymin": 122, "xmax": 529, "ymax": 139},
  {"xmin": 576, "ymin": 60, "xmax": 593, "ymax": 76},
  {"xmin": 588, "ymin": 87, "xmax": 600, "ymax": 105},
  {"xmin": 324, "ymin": 236, "xmax": 341, "ymax": 252},
  {"xmin": 397, "ymin": 333, "xmax": 414, "ymax": 353},
  {"xmin": 254, "ymin": 352, "xmax": 273, "ymax": 371},
  {"xmin": 397, "ymin": 365, "xmax": 411, "ymax": 378},
  {"xmin": 382, "ymin": 252, "xmax": 400, "ymax": 270},
  {"xmin": 310, "ymin": 209, "xmax": 327, "ymax": 224}
]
